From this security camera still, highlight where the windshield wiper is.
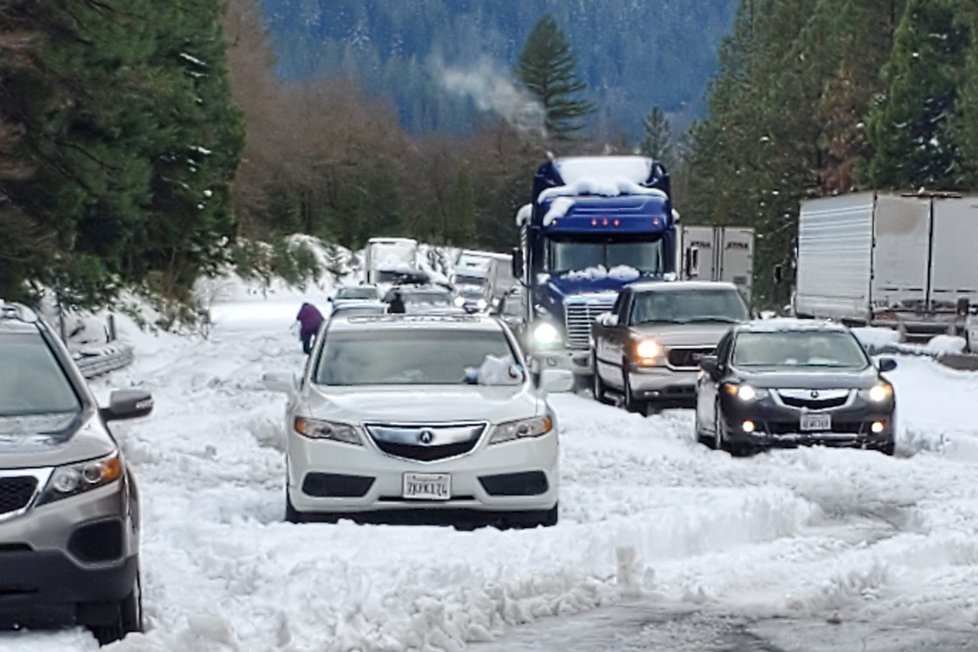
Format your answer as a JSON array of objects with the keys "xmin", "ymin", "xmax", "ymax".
[{"xmin": 635, "ymin": 319, "xmax": 685, "ymax": 325}]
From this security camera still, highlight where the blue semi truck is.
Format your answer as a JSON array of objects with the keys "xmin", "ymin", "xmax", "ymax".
[{"xmin": 512, "ymin": 155, "xmax": 678, "ymax": 377}]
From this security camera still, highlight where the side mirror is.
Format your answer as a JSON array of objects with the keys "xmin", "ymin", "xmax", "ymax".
[
  {"xmin": 877, "ymin": 357, "xmax": 898, "ymax": 373},
  {"xmin": 511, "ymin": 248, "xmax": 524, "ymax": 279},
  {"xmin": 101, "ymin": 389, "xmax": 153, "ymax": 421},
  {"xmin": 700, "ymin": 355, "xmax": 720, "ymax": 378},
  {"xmin": 596, "ymin": 313, "xmax": 618, "ymax": 327},
  {"xmin": 327, "ymin": 297, "xmax": 334, "ymax": 303},
  {"xmin": 263, "ymin": 372, "xmax": 296, "ymax": 393},
  {"xmin": 538, "ymin": 369, "xmax": 574, "ymax": 393},
  {"xmin": 956, "ymin": 297, "xmax": 970, "ymax": 317}
]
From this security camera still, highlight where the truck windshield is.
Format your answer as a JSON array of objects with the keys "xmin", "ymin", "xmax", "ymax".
[
  {"xmin": 631, "ymin": 289, "xmax": 749, "ymax": 324},
  {"xmin": 547, "ymin": 239, "xmax": 664, "ymax": 274},
  {"xmin": 454, "ymin": 275, "xmax": 486, "ymax": 287}
]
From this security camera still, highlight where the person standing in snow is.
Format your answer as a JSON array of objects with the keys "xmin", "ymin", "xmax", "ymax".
[
  {"xmin": 387, "ymin": 290, "xmax": 406, "ymax": 314},
  {"xmin": 295, "ymin": 302, "xmax": 325, "ymax": 354}
]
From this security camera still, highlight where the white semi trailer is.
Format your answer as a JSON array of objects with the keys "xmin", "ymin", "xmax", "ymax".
[
  {"xmin": 793, "ymin": 192, "xmax": 978, "ymax": 341},
  {"xmin": 677, "ymin": 225, "xmax": 755, "ymax": 302}
]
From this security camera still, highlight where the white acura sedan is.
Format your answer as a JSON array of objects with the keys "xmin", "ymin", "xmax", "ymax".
[{"xmin": 264, "ymin": 314, "xmax": 572, "ymax": 528}]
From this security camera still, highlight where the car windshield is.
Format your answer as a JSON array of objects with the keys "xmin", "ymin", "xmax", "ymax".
[
  {"xmin": 0, "ymin": 334, "xmax": 81, "ymax": 417},
  {"xmin": 336, "ymin": 287, "xmax": 378, "ymax": 300},
  {"xmin": 547, "ymin": 239, "xmax": 664, "ymax": 274},
  {"xmin": 631, "ymin": 289, "xmax": 749, "ymax": 324},
  {"xmin": 401, "ymin": 290, "xmax": 453, "ymax": 305},
  {"xmin": 315, "ymin": 329, "xmax": 517, "ymax": 385},
  {"xmin": 732, "ymin": 331, "xmax": 869, "ymax": 369},
  {"xmin": 455, "ymin": 274, "xmax": 486, "ymax": 286},
  {"xmin": 502, "ymin": 296, "xmax": 522, "ymax": 316}
]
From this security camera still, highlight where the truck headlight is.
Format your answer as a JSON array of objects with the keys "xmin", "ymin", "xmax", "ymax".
[
  {"xmin": 532, "ymin": 322, "xmax": 561, "ymax": 347},
  {"xmin": 476, "ymin": 298, "xmax": 488, "ymax": 311},
  {"xmin": 454, "ymin": 296, "xmax": 466, "ymax": 307},
  {"xmin": 864, "ymin": 382, "xmax": 893, "ymax": 403},
  {"xmin": 489, "ymin": 415, "xmax": 553, "ymax": 444},
  {"xmin": 635, "ymin": 339, "xmax": 662, "ymax": 360},
  {"xmin": 37, "ymin": 451, "xmax": 124, "ymax": 506},
  {"xmin": 294, "ymin": 417, "xmax": 362, "ymax": 445}
]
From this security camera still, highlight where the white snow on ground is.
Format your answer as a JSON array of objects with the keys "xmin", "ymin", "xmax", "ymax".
[{"xmin": 6, "ymin": 294, "xmax": 978, "ymax": 651}]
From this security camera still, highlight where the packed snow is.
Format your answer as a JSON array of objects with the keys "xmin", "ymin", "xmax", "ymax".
[
  {"xmin": 7, "ymin": 289, "xmax": 978, "ymax": 651},
  {"xmin": 554, "ymin": 157, "xmax": 654, "ymax": 186}
]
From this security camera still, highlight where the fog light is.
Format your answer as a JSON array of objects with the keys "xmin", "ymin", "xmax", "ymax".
[
  {"xmin": 742, "ymin": 420, "xmax": 756, "ymax": 433},
  {"xmin": 871, "ymin": 421, "xmax": 885, "ymax": 434}
]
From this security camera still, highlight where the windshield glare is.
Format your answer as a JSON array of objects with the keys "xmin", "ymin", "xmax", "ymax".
[
  {"xmin": 0, "ymin": 335, "xmax": 81, "ymax": 417},
  {"xmin": 733, "ymin": 331, "xmax": 869, "ymax": 368},
  {"xmin": 547, "ymin": 239, "xmax": 663, "ymax": 274},
  {"xmin": 316, "ymin": 330, "xmax": 517, "ymax": 385},
  {"xmin": 402, "ymin": 290, "xmax": 452, "ymax": 305},
  {"xmin": 632, "ymin": 289, "xmax": 749, "ymax": 324}
]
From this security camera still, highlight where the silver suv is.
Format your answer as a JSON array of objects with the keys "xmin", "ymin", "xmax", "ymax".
[{"xmin": 0, "ymin": 303, "xmax": 152, "ymax": 644}]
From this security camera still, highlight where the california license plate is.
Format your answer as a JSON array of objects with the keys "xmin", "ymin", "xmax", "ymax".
[
  {"xmin": 800, "ymin": 413, "xmax": 831, "ymax": 432},
  {"xmin": 402, "ymin": 473, "xmax": 451, "ymax": 500}
]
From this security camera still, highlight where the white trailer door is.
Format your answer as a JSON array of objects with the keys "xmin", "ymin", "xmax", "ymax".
[
  {"xmin": 717, "ymin": 227, "xmax": 754, "ymax": 301},
  {"xmin": 929, "ymin": 196, "xmax": 978, "ymax": 310},
  {"xmin": 872, "ymin": 195, "xmax": 931, "ymax": 313},
  {"xmin": 680, "ymin": 226, "xmax": 716, "ymax": 281},
  {"xmin": 795, "ymin": 193, "xmax": 874, "ymax": 321}
]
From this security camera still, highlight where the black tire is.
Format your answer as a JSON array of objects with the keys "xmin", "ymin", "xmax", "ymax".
[
  {"xmin": 592, "ymin": 354, "xmax": 612, "ymax": 404},
  {"xmin": 879, "ymin": 441, "xmax": 896, "ymax": 456},
  {"xmin": 622, "ymin": 363, "xmax": 645, "ymax": 415},
  {"xmin": 712, "ymin": 402, "xmax": 724, "ymax": 451},
  {"xmin": 88, "ymin": 574, "xmax": 142, "ymax": 645},
  {"xmin": 285, "ymin": 491, "xmax": 306, "ymax": 524},
  {"xmin": 517, "ymin": 504, "xmax": 558, "ymax": 528}
]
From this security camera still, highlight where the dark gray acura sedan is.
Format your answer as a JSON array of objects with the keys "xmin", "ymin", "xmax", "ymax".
[{"xmin": 695, "ymin": 319, "xmax": 896, "ymax": 455}]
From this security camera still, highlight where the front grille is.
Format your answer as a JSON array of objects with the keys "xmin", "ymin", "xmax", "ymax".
[
  {"xmin": 366, "ymin": 423, "xmax": 485, "ymax": 462},
  {"xmin": 776, "ymin": 389, "xmax": 851, "ymax": 410},
  {"xmin": 667, "ymin": 347, "xmax": 714, "ymax": 369},
  {"xmin": 374, "ymin": 440, "xmax": 477, "ymax": 462},
  {"xmin": 565, "ymin": 297, "xmax": 617, "ymax": 350},
  {"xmin": 0, "ymin": 477, "xmax": 37, "ymax": 516}
]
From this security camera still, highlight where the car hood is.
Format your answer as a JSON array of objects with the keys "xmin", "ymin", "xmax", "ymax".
[
  {"xmin": 300, "ymin": 384, "xmax": 544, "ymax": 424},
  {"xmin": 629, "ymin": 322, "xmax": 734, "ymax": 347},
  {"xmin": 737, "ymin": 366, "xmax": 880, "ymax": 390},
  {"xmin": 0, "ymin": 410, "xmax": 116, "ymax": 470},
  {"xmin": 546, "ymin": 273, "xmax": 662, "ymax": 300}
]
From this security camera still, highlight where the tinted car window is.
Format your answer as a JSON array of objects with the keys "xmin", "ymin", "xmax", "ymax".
[
  {"xmin": 733, "ymin": 331, "xmax": 869, "ymax": 368},
  {"xmin": 316, "ymin": 330, "xmax": 515, "ymax": 385},
  {"xmin": 631, "ymin": 289, "xmax": 749, "ymax": 324},
  {"xmin": 0, "ymin": 333, "xmax": 80, "ymax": 417},
  {"xmin": 336, "ymin": 287, "xmax": 378, "ymax": 300}
]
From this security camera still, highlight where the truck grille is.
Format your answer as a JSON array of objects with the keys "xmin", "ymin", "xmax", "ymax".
[
  {"xmin": 0, "ymin": 477, "xmax": 37, "ymax": 516},
  {"xmin": 666, "ymin": 347, "xmax": 714, "ymax": 370},
  {"xmin": 565, "ymin": 297, "xmax": 617, "ymax": 350}
]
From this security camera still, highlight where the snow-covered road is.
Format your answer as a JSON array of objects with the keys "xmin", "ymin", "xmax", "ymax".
[{"xmin": 7, "ymin": 299, "xmax": 978, "ymax": 651}]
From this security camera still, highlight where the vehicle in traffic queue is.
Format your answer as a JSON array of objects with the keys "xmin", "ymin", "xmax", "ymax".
[
  {"xmin": 591, "ymin": 281, "xmax": 750, "ymax": 413},
  {"xmin": 328, "ymin": 285, "xmax": 382, "ymax": 310},
  {"xmin": 263, "ymin": 314, "xmax": 573, "ymax": 528},
  {"xmin": 493, "ymin": 288, "xmax": 527, "ymax": 337},
  {"xmin": 383, "ymin": 285, "xmax": 467, "ymax": 315},
  {"xmin": 0, "ymin": 302, "xmax": 153, "ymax": 644},
  {"xmin": 695, "ymin": 319, "xmax": 897, "ymax": 455}
]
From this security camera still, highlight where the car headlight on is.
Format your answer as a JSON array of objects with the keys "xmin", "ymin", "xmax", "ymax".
[
  {"xmin": 724, "ymin": 384, "xmax": 768, "ymax": 401},
  {"xmin": 37, "ymin": 451, "xmax": 124, "ymax": 506},
  {"xmin": 634, "ymin": 339, "xmax": 662, "ymax": 361},
  {"xmin": 489, "ymin": 415, "xmax": 554, "ymax": 444},
  {"xmin": 532, "ymin": 322, "xmax": 561, "ymax": 347},
  {"xmin": 476, "ymin": 298, "xmax": 488, "ymax": 311},
  {"xmin": 454, "ymin": 296, "xmax": 466, "ymax": 307},
  {"xmin": 294, "ymin": 417, "xmax": 362, "ymax": 445},
  {"xmin": 865, "ymin": 382, "xmax": 893, "ymax": 403}
]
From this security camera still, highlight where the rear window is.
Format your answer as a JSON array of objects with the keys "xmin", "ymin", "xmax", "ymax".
[
  {"xmin": 336, "ymin": 287, "xmax": 378, "ymax": 300},
  {"xmin": 315, "ymin": 329, "xmax": 516, "ymax": 385},
  {"xmin": 0, "ymin": 333, "xmax": 81, "ymax": 417}
]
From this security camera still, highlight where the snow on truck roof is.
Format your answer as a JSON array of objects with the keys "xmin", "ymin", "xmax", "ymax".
[
  {"xmin": 554, "ymin": 156, "xmax": 655, "ymax": 185},
  {"xmin": 326, "ymin": 314, "xmax": 504, "ymax": 333}
]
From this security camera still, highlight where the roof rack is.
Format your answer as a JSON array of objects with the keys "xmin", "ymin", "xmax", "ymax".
[{"xmin": 0, "ymin": 300, "xmax": 38, "ymax": 323}]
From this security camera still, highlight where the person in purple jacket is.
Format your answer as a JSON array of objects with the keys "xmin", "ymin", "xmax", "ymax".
[{"xmin": 295, "ymin": 302, "xmax": 325, "ymax": 354}]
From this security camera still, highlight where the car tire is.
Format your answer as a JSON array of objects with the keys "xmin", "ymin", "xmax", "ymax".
[
  {"xmin": 879, "ymin": 440, "xmax": 896, "ymax": 456},
  {"xmin": 712, "ymin": 402, "xmax": 725, "ymax": 451},
  {"xmin": 518, "ymin": 504, "xmax": 558, "ymax": 528},
  {"xmin": 622, "ymin": 363, "xmax": 645, "ymax": 415},
  {"xmin": 88, "ymin": 572, "xmax": 142, "ymax": 645},
  {"xmin": 592, "ymin": 354, "xmax": 612, "ymax": 404},
  {"xmin": 285, "ymin": 491, "xmax": 306, "ymax": 524}
]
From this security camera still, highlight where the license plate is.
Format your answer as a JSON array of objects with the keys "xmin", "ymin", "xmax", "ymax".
[
  {"xmin": 800, "ymin": 413, "xmax": 832, "ymax": 432},
  {"xmin": 402, "ymin": 473, "xmax": 451, "ymax": 500}
]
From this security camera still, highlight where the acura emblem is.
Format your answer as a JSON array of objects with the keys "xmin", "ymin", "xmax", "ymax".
[
  {"xmin": 810, "ymin": 390, "xmax": 820, "ymax": 399},
  {"xmin": 418, "ymin": 429, "xmax": 435, "ymax": 445}
]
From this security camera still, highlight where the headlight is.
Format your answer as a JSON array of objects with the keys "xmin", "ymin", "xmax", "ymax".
[
  {"xmin": 532, "ymin": 322, "xmax": 561, "ymax": 347},
  {"xmin": 865, "ymin": 382, "xmax": 893, "ymax": 403},
  {"xmin": 454, "ymin": 296, "xmax": 466, "ymax": 307},
  {"xmin": 489, "ymin": 415, "xmax": 554, "ymax": 445},
  {"xmin": 635, "ymin": 339, "xmax": 662, "ymax": 360},
  {"xmin": 724, "ymin": 384, "xmax": 768, "ymax": 401},
  {"xmin": 476, "ymin": 299, "xmax": 488, "ymax": 311},
  {"xmin": 294, "ymin": 417, "xmax": 362, "ymax": 445},
  {"xmin": 37, "ymin": 451, "xmax": 124, "ymax": 506}
]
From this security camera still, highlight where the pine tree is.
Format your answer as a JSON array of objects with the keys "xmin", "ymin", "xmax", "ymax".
[
  {"xmin": 639, "ymin": 107, "xmax": 674, "ymax": 170},
  {"xmin": 865, "ymin": 0, "xmax": 970, "ymax": 190},
  {"xmin": 946, "ymin": 4, "xmax": 978, "ymax": 188},
  {"xmin": 516, "ymin": 15, "xmax": 595, "ymax": 141}
]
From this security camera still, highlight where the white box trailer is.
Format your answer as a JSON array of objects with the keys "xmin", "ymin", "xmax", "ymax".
[
  {"xmin": 364, "ymin": 237, "xmax": 419, "ymax": 284},
  {"xmin": 794, "ymin": 192, "xmax": 978, "ymax": 338},
  {"xmin": 453, "ymin": 250, "xmax": 516, "ymax": 302},
  {"xmin": 678, "ymin": 225, "xmax": 755, "ymax": 302}
]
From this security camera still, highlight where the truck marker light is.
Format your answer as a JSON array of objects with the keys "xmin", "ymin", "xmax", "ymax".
[
  {"xmin": 613, "ymin": 219, "xmax": 620, "ymax": 227},
  {"xmin": 602, "ymin": 218, "xmax": 609, "ymax": 226},
  {"xmin": 591, "ymin": 218, "xmax": 598, "ymax": 226}
]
